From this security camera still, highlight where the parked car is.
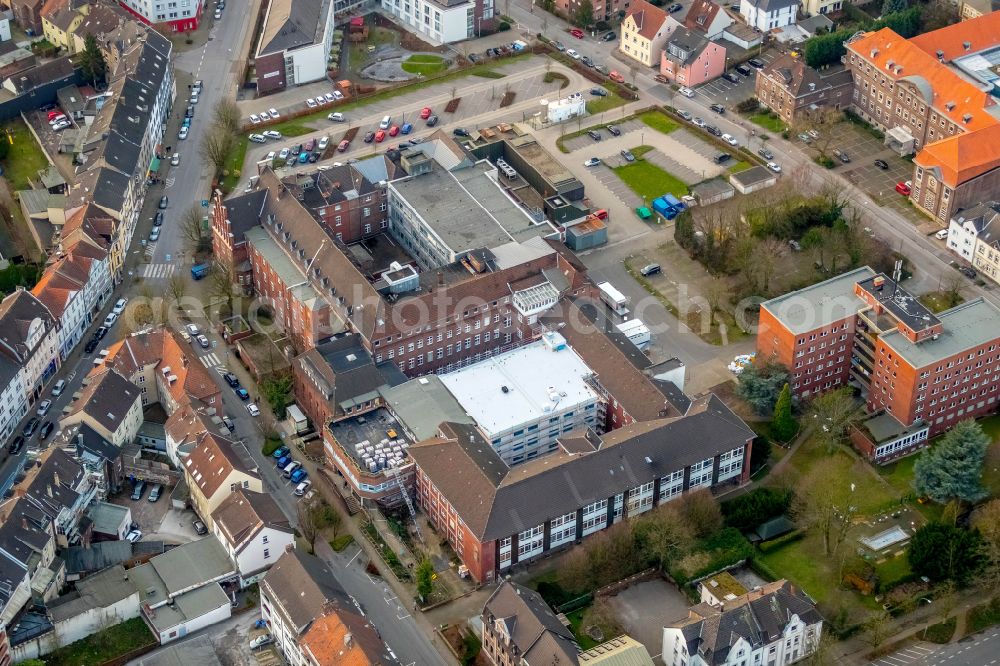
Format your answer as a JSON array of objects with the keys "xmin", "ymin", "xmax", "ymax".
[
  {"xmin": 874, "ymin": 159, "xmax": 889, "ymax": 170},
  {"xmin": 223, "ymin": 372, "xmax": 240, "ymax": 387},
  {"xmin": 767, "ymin": 161, "xmax": 782, "ymax": 173},
  {"xmin": 640, "ymin": 264, "xmax": 661, "ymax": 276},
  {"xmin": 584, "ymin": 157, "xmax": 601, "ymax": 167},
  {"xmin": 609, "ymin": 71, "xmax": 625, "ymax": 83},
  {"xmin": 709, "ymin": 103, "xmax": 725, "ymax": 114},
  {"xmin": 692, "ymin": 117, "xmax": 706, "ymax": 128},
  {"xmin": 148, "ymin": 484, "xmax": 162, "ymax": 502},
  {"xmin": 602, "ymin": 31, "xmax": 616, "ymax": 41},
  {"xmin": 552, "ymin": 41, "xmax": 565, "ymax": 51},
  {"xmin": 453, "ymin": 128, "xmax": 470, "ymax": 137},
  {"xmin": 749, "ymin": 58, "xmax": 766, "ymax": 69},
  {"xmin": 95, "ymin": 326, "xmax": 108, "ymax": 340},
  {"xmin": 249, "ymin": 113, "xmax": 261, "ymax": 124},
  {"xmin": 113, "ymin": 297, "xmax": 128, "ymax": 315},
  {"xmin": 318, "ymin": 136, "xmax": 330, "ymax": 150},
  {"xmin": 758, "ymin": 148, "xmax": 774, "ymax": 160},
  {"xmin": 272, "ymin": 445, "xmax": 290, "ymax": 459},
  {"xmin": 250, "ymin": 635, "xmax": 274, "ymax": 651},
  {"xmin": 85, "ymin": 339, "xmax": 99, "ymax": 354},
  {"xmin": 222, "ymin": 416, "xmax": 235, "ymax": 431},
  {"xmin": 834, "ymin": 149, "xmax": 851, "ymax": 163},
  {"xmin": 706, "ymin": 125, "xmax": 722, "ymax": 137},
  {"xmin": 328, "ymin": 112, "xmax": 345, "ymax": 123},
  {"xmin": 9, "ymin": 436, "xmax": 24, "ymax": 455},
  {"xmin": 594, "ymin": 64, "xmax": 608, "ymax": 75},
  {"xmin": 178, "ymin": 126, "xmax": 189, "ymax": 140},
  {"xmin": 159, "ymin": 195, "xmax": 169, "ymax": 209},
  {"xmin": 268, "ymin": 108, "xmax": 280, "ymax": 118},
  {"xmin": 338, "ymin": 139, "xmax": 350, "ymax": 152},
  {"xmin": 235, "ymin": 387, "xmax": 250, "ymax": 400},
  {"xmin": 294, "ymin": 480, "xmax": 312, "ymax": 496},
  {"xmin": 283, "ymin": 461, "xmax": 301, "ymax": 478},
  {"xmin": 149, "ymin": 227, "xmax": 160, "ymax": 242},
  {"xmin": 171, "ymin": 153, "xmax": 181, "ymax": 166},
  {"xmin": 125, "ymin": 529, "xmax": 142, "ymax": 543},
  {"xmin": 721, "ymin": 133, "xmax": 739, "ymax": 146},
  {"xmin": 565, "ymin": 49, "xmax": 580, "ymax": 59},
  {"xmin": 37, "ymin": 400, "xmax": 52, "ymax": 417},
  {"xmin": 290, "ymin": 468, "xmax": 308, "ymax": 483},
  {"xmin": 374, "ymin": 129, "xmax": 386, "ymax": 142},
  {"xmin": 388, "ymin": 125, "xmax": 400, "ymax": 137},
  {"xmin": 426, "ymin": 115, "xmax": 439, "ymax": 127},
  {"xmin": 130, "ymin": 480, "xmax": 147, "ymax": 501},
  {"xmin": 570, "ymin": 27, "xmax": 584, "ymax": 38},
  {"xmin": 620, "ymin": 149, "xmax": 635, "ymax": 162},
  {"xmin": 323, "ymin": 93, "xmax": 335, "ymax": 103},
  {"xmin": 715, "ymin": 153, "xmax": 731, "ymax": 164},
  {"xmin": 896, "ymin": 181, "xmax": 912, "ymax": 195},
  {"xmin": 263, "ymin": 130, "xmax": 282, "ymax": 140},
  {"xmin": 23, "ymin": 418, "xmax": 39, "ymax": 438},
  {"xmin": 276, "ymin": 455, "xmax": 291, "ymax": 469},
  {"xmin": 606, "ymin": 124, "xmax": 621, "ymax": 136},
  {"xmin": 935, "ymin": 229, "xmax": 949, "ymax": 240},
  {"xmin": 193, "ymin": 520, "xmax": 208, "ymax": 535},
  {"xmin": 668, "ymin": 2, "xmax": 683, "ymax": 11},
  {"xmin": 197, "ymin": 334, "xmax": 210, "ymax": 349},
  {"xmin": 677, "ymin": 109, "xmax": 692, "ymax": 121},
  {"xmin": 587, "ymin": 130, "xmax": 602, "ymax": 141},
  {"xmin": 305, "ymin": 98, "xmax": 318, "ymax": 108},
  {"xmin": 364, "ymin": 131, "xmax": 376, "ymax": 143},
  {"xmin": 654, "ymin": 74, "xmax": 669, "ymax": 83},
  {"xmin": 735, "ymin": 64, "xmax": 753, "ymax": 77},
  {"xmin": 581, "ymin": 56, "xmax": 594, "ymax": 68},
  {"xmin": 679, "ymin": 86, "xmax": 695, "ymax": 98},
  {"xmin": 722, "ymin": 71, "xmax": 740, "ymax": 84},
  {"xmin": 589, "ymin": 87, "xmax": 608, "ymax": 97},
  {"xmin": 103, "ymin": 312, "xmax": 118, "ymax": 327},
  {"xmin": 51, "ymin": 379, "xmax": 66, "ymax": 397},
  {"xmin": 246, "ymin": 403, "xmax": 260, "ymax": 417}
]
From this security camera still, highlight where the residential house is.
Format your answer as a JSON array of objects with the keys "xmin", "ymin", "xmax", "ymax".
[
  {"xmin": 0, "ymin": 354, "xmax": 25, "ymax": 444},
  {"xmin": 948, "ymin": 202, "xmax": 1000, "ymax": 282},
  {"xmin": 18, "ymin": 448, "xmax": 99, "ymax": 548},
  {"xmin": 801, "ymin": 0, "xmax": 842, "ymax": 16},
  {"xmin": 0, "ymin": 55, "xmax": 75, "ymax": 97},
  {"xmin": 0, "ymin": 498, "xmax": 60, "ymax": 603},
  {"xmin": 69, "ymin": 3, "xmax": 128, "ymax": 53},
  {"xmin": 260, "ymin": 549, "xmax": 389, "ymax": 665},
  {"xmin": 60, "ymin": 368, "xmax": 142, "ymax": 446},
  {"xmin": 683, "ymin": 0, "xmax": 733, "ymax": 39},
  {"xmin": 32, "ymin": 241, "xmax": 112, "ymax": 359},
  {"xmin": 61, "ymin": 204, "xmax": 123, "ymax": 282},
  {"xmin": 740, "ymin": 0, "xmax": 797, "ymax": 32},
  {"xmin": 253, "ymin": 0, "xmax": 337, "ymax": 94},
  {"xmin": 61, "ymin": 422, "xmax": 127, "ymax": 495},
  {"xmin": 41, "ymin": 0, "xmax": 85, "ymax": 51},
  {"xmin": 660, "ymin": 28, "xmax": 727, "ymax": 87},
  {"xmin": 0, "ymin": 551, "xmax": 31, "ymax": 630},
  {"xmin": 0, "ymin": 289, "xmax": 60, "ymax": 407},
  {"xmin": 754, "ymin": 54, "xmax": 853, "ymax": 125},
  {"xmin": 211, "ymin": 488, "xmax": 294, "ymax": 587},
  {"xmin": 7, "ymin": 0, "xmax": 44, "ymax": 33},
  {"xmin": 481, "ymin": 581, "xmax": 578, "ymax": 665},
  {"xmin": 410, "ymin": 395, "xmax": 753, "ymax": 584},
  {"xmin": 553, "ymin": 0, "xmax": 626, "ymax": 22},
  {"xmin": 182, "ymin": 432, "xmax": 263, "ymax": 529},
  {"xmin": 663, "ymin": 580, "xmax": 823, "ymax": 666},
  {"xmin": 619, "ymin": 0, "xmax": 672, "ymax": 68},
  {"xmin": 114, "ymin": 0, "xmax": 202, "ymax": 31}
]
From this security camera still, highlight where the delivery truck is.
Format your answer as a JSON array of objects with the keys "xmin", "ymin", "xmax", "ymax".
[{"xmin": 598, "ymin": 281, "xmax": 629, "ymax": 316}]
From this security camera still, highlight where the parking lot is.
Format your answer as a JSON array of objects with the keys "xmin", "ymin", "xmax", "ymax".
[
  {"xmin": 605, "ymin": 578, "xmax": 691, "ymax": 657},
  {"xmin": 110, "ymin": 482, "xmax": 201, "ymax": 543},
  {"xmin": 693, "ymin": 49, "xmax": 780, "ymax": 109}
]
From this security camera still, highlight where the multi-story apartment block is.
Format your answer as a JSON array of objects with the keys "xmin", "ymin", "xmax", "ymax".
[
  {"xmin": 845, "ymin": 13, "xmax": 1000, "ymax": 224},
  {"xmin": 60, "ymin": 368, "xmax": 143, "ymax": 446},
  {"xmin": 755, "ymin": 53, "xmax": 853, "ymax": 126},
  {"xmin": 439, "ymin": 333, "xmax": 601, "ymax": 466},
  {"xmin": 380, "ymin": 0, "xmax": 495, "ymax": 45},
  {"xmin": 0, "ymin": 289, "xmax": 60, "ymax": 408},
  {"xmin": 619, "ymin": 0, "xmax": 673, "ymax": 68},
  {"xmin": 959, "ymin": 0, "xmax": 1000, "ymax": 20},
  {"xmin": 183, "ymin": 432, "xmax": 263, "ymax": 530},
  {"xmin": 253, "ymin": 0, "xmax": 335, "ymax": 94},
  {"xmin": 116, "ymin": 0, "xmax": 202, "ymax": 31},
  {"xmin": 663, "ymin": 580, "xmax": 823, "ymax": 666},
  {"xmin": 410, "ymin": 395, "xmax": 753, "ymax": 584},
  {"xmin": 757, "ymin": 266, "xmax": 1000, "ymax": 463},
  {"xmin": 947, "ymin": 201, "xmax": 1000, "ymax": 264}
]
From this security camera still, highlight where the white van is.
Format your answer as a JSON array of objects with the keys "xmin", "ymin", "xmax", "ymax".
[
  {"xmin": 379, "ymin": 115, "xmax": 391, "ymax": 129},
  {"xmin": 678, "ymin": 86, "xmax": 695, "ymax": 98},
  {"xmin": 51, "ymin": 379, "xmax": 66, "ymax": 397}
]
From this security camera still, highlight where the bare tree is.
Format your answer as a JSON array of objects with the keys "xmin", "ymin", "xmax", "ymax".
[
  {"xmin": 179, "ymin": 205, "xmax": 208, "ymax": 254},
  {"xmin": 807, "ymin": 387, "xmax": 860, "ymax": 453},
  {"xmin": 633, "ymin": 505, "xmax": 695, "ymax": 570},
  {"xmin": 208, "ymin": 259, "xmax": 236, "ymax": 316},
  {"xmin": 705, "ymin": 277, "xmax": 729, "ymax": 325},
  {"xmin": 793, "ymin": 458, "xmax": 855, "ymax": 556},
  {"xmin": 212, "ymin": 98, "xmax": 241, "ymax": 136},
  {"xmin": 973, "ymin": 499, "xmax": 1000, "ymax": 591},
  {"xmin": 297, "ymin": 499, "xmax": 321, "ymax": 553},
  {"xmin": 861, "ymin": 610, "xmax": 893, "ymax": 652},
  {"xmin": 795, "ymin": 107, "xmax": 843, "ymax": 161},
  {"xmin": 199, "ymin": 126, "xmax": 236, "ymax": 175},
  {"xmin": 752, "ymin": 237, "xmax": 784, "ymax": 295},
  {"xmin": 167, "ymin": 274, "xmax": 187, "ymax": 307}
]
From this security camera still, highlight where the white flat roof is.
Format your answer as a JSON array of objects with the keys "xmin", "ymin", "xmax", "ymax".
[{"xmin": 439, "ymin": 340, "xmax": 599, "ymax": 437}]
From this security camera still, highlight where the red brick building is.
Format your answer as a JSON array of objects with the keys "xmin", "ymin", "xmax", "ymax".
[
  {"xmin": 409, "ymin": 398, "xmax": 754, "ymax": 584},
  {"xmin": 757, "ymin": 267, "xmax": 1000, "ymax": 463}
]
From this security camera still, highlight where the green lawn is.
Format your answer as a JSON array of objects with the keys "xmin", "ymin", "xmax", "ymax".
[
  {"xmin": 566, "ymin": 607, "xmax": 601, "ymax": 650},
  {"xmin": 1, "ymin": 119, "xmax": 49, "ymax": 189},
  {"xmin": 978, "ymin": 415, "xmax": 1000, "ymax": 496},
  {"xmin": 749, "ymin": 112, "xmax": 787, "ymax": 133},
  {"xmin": 637, "ymin": 110, "xmax": 679, "ymax": 134},
  {"xmin": 729, "ymin": 160, "xmax": 752, "ymax": 174},
  {"xmin": 586, "ymin": 85, "xmax": 629, "ymax": 114},
  {"xmin": 264, "ymin": 122, "xmax": 315, "ymax": 138},
  {"xmin": 874, "ymin": 552, "xmax": 913, "ymax": 588},
  {"xmin": 402, "ymin": 54, "xmax": 447, "ymax": 75},
  {"xmin": 918, "ymin": 290, "xmax": 963, "ymax": 313},
  {"xmin": 613, "ymin": 159, "xmax": 688, "ymax": 200},
  {"xmin": 631, "ymin": 144, "xmax": 654, "ymax": 159},
  {"xmin": 44, "ymin": 617, "xmax": 155, "ymax": 666},
  {"xmin": 221, "ymin": 135, "xmax": 249, "ymax": 193}
]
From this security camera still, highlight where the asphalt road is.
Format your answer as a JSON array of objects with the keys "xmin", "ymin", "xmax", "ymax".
[{"xmin": 870, "ymin": 627, "xmax": 1000, "ymax": 666}]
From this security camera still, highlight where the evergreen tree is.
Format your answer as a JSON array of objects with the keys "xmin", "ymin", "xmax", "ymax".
[
  {"xmin": 736, "ymin": 363, "xmax": 789, "ymax": 415},
  {"xmin": 771, "ymin": 383, "xmax": 796, "ymax": 441},
  {"xmin": 79, "ymin": 34, "xmax": 107, "ymax": 87},
  {"xmin": 882, "ymin": 0, "xmax": 908, "ymax": 15},
  {"xmin": 908, "ymin": 522, "xmax": 984, "ymax": 586},
  {"xmin": 913, "ymin": 420, "xmax": 989, "ymax": 504},
  {"xmin": 416, "ymin": 558, "xmax": 434, "ymax": 601}
]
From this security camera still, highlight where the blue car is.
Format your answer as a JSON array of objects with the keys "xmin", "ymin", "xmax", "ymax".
[
  {"xmin": 182, "ymin": 117, "xmax": 192, "ymax": 127},
  {"xmin": 298, "ymin": 151, "xmax": 309, "ymax": 164},
  {"xmin": 290, "ymin": 468, "xmax": 308, "ymax": 483},
  {"xmin": 272, "ymin": 445, "xmax": 289, "ymax": 459},
  {"xmin": 401, "ymin": 123, "xmax": 413, "ymax": 135},
  {"xmin": 276, "ymin": 455, "xmax": 290, "ymax": 469},
  {"xmin": 234, "ymin": 387, "xmax": 249, "ymax": 400}
]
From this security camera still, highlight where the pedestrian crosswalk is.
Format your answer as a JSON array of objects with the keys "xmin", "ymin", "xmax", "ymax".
[
  {"xmin": 199, "ymin": 352, "xmax": 222, "ymax": 368},
  {"xmin": 141, "ymin": 263, "xmax": 176, "ymax": 279}
]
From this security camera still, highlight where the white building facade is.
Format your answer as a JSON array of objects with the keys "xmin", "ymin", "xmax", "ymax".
[
  {"xmin": 381, "ymin": 0, "xmax": 488, "ymax": 43},
  {"xmin": 740, "ymin": 0, "xmax": 797, "ymax": 31}
]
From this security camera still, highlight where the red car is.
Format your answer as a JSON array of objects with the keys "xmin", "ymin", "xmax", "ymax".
[
  {"xmin": 895, "ymin": 182, "xmax": 912, "ymax": 196},
  {"xmin": 420, "ymin": 107, "xmax": 432, "ymax": 119},
  {"xmin": 570, "ymin": 27, "xmax": 584, "ymax": 38},
  {"xmin": 338, "ymin": 139, "xmax": 350, "ymax": 152},
  {"xmin": 375, "ymin": 129, "xmax": 386, "ymax": 142},
  {"xmin": 388, "ymin": 125, "xmax": 400, "ymax": 137},
  {"xmin": 47, "ymin": 110, "xmax": 63, "ymax": 121}
]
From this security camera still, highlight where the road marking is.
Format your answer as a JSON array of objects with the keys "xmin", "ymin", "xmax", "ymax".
[
  {"xmin": 165, "ymin": 177, "xmax": 176, "ymax": 188},
  {"xmin": 199, "ymin": 352, "xmax": 221, "ymax": 367},
  {"xmin": 346, "ymin": 546, "xmax": 362, "ymax": 566},
  {"xmin": 141, "ymin": 263, "xmax": 176, "ymax": 279}
]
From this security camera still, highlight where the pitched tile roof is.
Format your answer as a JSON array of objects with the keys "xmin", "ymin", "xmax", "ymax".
[
  {"xmin": 410, "ymin": 395, "xmax": 753, "ymax": 541},
  {"xmin": 908, "ymin": 9, "xmax": 1000, "ymax": 62},
  {"xmin": 0, "ymin": 289, "xmax": 55, "ymax": 365},
  {"xmin": 626, "ymin": 0, "xmax": 669, "ymax": 40},
  {"xmin": 20, "ymin": 448, "xmax": 87, "ymax": 519},
  {"xmin": 847, "ymin": 28, "xmax": 999, "ymax": 131},
  {"xmin": 260, "ymin": 550, "xmax": 353, "ymax": 636},
  {"xmin": 256, "ymin": 0, "xmax": 328, "ymax": 56},
  {"xmin": 183, "ymin": 432, "xmax": 258, "ymax": 500},
  {"xmin": 684, "ymin": 0, "xmax": 723, "ymax": 32},
  {"xmin": 299, "ymin": 606, "xmax": 389, "ymax": 665},
  {"xmin": 914, "ymin": 122, "xmax": 1000, "ymax": 187},
  {"xmin": 65, "ymin": 368, "xmax": 141, "ymax": 435},
  {"xmin": 483, "ymin": 581, "xmax": 578, "ymax": 664},
  {"xmin": 212, "ymin": 488, "xmax": 292, "ymax": 553}
]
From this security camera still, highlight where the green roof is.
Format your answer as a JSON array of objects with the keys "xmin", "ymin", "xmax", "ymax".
[{"xmin": 756, "ymin": 516, "xmax": 796, "ymax": 541}]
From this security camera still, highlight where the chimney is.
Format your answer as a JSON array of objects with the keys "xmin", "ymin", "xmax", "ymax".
[
  {"xmin": 963, "ymin": 41, "xmax": 971, "ymax": 51},
  {"xmin": 437, "ymin": 271, "xmax": 444, "ymax": 286},
  {"xmin": 47, "ymin": 484, "xmax": 53, "ymax": 498},
  {"xmin": 21, "ymin": 517, "xmax": 28, "ymax": 530},
  {"xmin": 53, "ymin": 471, "xmax": 61, "ymax": 487},
  {"xmin": 344, "ymin": 633, "xmax": 353, "ymax": 648}
]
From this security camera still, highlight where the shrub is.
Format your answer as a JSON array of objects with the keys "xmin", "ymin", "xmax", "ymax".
[
  {"xmin": 537, "ymin": 581, "xmax": 572, "ymax": 606},
  {"xmin": 722, "ymin": 487, "xmax": 793, "ymax": 532},
  {"xmin": 670, "ymin": 528, "xmax": 753, "ymax": 584},
  {"xmin": 498, "ymin": 21, "xmax": 511, "ymax": 31},
  {"xmin": 923, "ymin": 618, "xmax": 956, "ymax": 644},
  {"xmin": 330, "ymin": 534, "xmax": 355, "ymax": 552}
]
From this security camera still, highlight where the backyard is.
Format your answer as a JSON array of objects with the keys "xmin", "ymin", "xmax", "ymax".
[
  {"xmin": 0, "ymin": 119, "xmax": 49, "ymax": 189},
  {"xmin": 749, "ymin": 111, "xmax": 787, "ymax": 133},
  {"xmin": 43, "ymin": 617, "xmax": 155, "ymax": 666}
]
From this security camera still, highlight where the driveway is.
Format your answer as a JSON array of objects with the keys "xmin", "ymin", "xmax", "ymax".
[
  {"xmin": 605, "ymin": 578, "xmax": 690, "ymax": 658},
  {"xmin": 692, "ymin": 50, "xmax": 781, "ymax": 109}
]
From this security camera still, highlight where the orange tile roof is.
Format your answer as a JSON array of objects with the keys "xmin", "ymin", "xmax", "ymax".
[
  {"xmin": 915, "ymin": 122, "xmax": 1000, "ymax": 187},
  {"xmin": 183, "ymin": 431, "xmax": 257, "ymax": 500},
  {"xmin": 847, "ymin": 28, "xmax": 999, "ymax": 130},
  {"xmin": 627, "ymin": 0, "xmax": 669, "ymax": 40},
  {"xmin": 299, "ymin": 610, "xmax": 384, "ymax": 665},
  {"xmin": 909, "ymin": 10, "xmax": 1000, "ymax": 62}
]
